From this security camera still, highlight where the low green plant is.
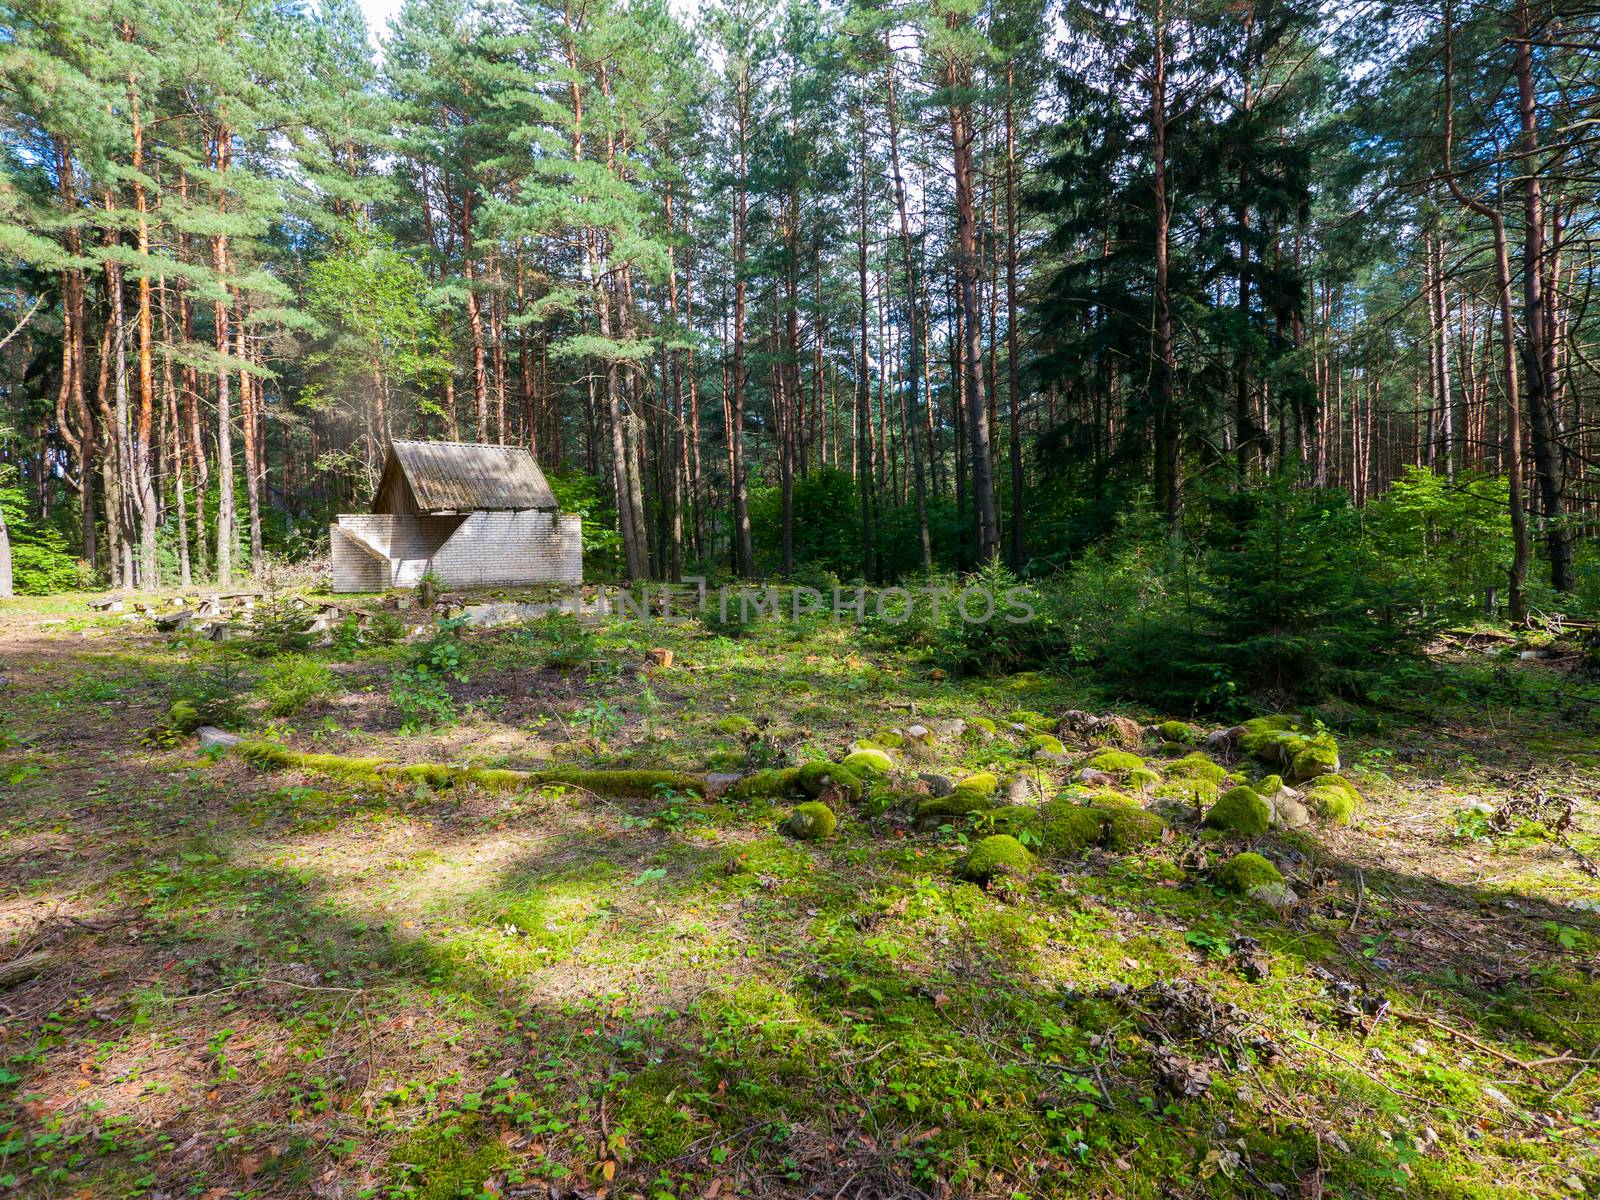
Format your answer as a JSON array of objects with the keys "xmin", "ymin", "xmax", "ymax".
[
  {"xmin": 391, "ymin": 666, "xmax": 455, "ymax": 732},
  {"xmin": 257, "ymin": 656, "xmax": 337, "ymax": 717}
]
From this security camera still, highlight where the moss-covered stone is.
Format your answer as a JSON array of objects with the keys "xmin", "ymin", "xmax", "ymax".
[
  {"xmin": 1085, "ymin": 749, "xmax": 1144, "ymax": 776},
  {"xmin": 1025, "ymin": 733, "xmax": 1066, "ymax": 756},
  {"xmin": 957, "ymin": 771, "xmax": 1000, "ymax": 796},
  {"xmin": 873, "ymin": 729, "xmax": 906, "ymax": 749},
  {"xmin": 958, "ymin": 834, "xmax": 1035, "ymax": 882},
  {"xmin": 1157, "ymin": 720, "xmax": 1198, "ymax": 745},
  {"xmin": 1254, "ymin": 774, "xmax": 1285, "ymax": 795},
  {"xmin": 965, "ymin": 716, "xmax": 999, "ymax": 740},
  {"xmin": 1090, "ymin": 794, "xmax": 1167, "ymax": 850},
  {"xmin": 1204, "ymin": 785, "xmax": 1271, "ymax": 836},
  {"xmin": 841, "ymin": 747, "xmax": 894, "ymax": 777},
  {"xmin": 715, "ymin": 714, "xmax": 756, "ymax": 736},
  {"xmin": 1038, "ymin": 799, "xmax": 1107, "ymax": 854},
  {"xmin": 167, "ymin": 699, "xmax": 201, "ymax": 732},
  {"xmin": 1128, "ymin": 766, "xmax": 1160, "ymax": 792},
  {"xmin": 786, "ymin": 801, "xmax": 837, "ymax": 840},
  {"xmin": 1290, "ymin": 734, "xmax": 1340, "ymax": 781},
  {"xmin": 1306, "ymin": 781, "xmax": 1359, "ymax": 825},
  {"xmin": 913, "ymin": 785, "xmax": 998, "ymax": 825},
  {"xmin": 727, "ymin": 767, "xmax": 801, "ymax": 801},
  {"xmin": 1214, "ymin": 851, "xmax": 1284, "ymax": 895},
  {"xmin": 984, "ymin": 805, "xmax": 1041, "ymax": 838},
  {"xmin": 796, "ymin": 760, "xmax": 863, "ymax": 802},
  {"xmin": 1166, "ymin": 752, "xmax": 1229, "ymax": 784}
]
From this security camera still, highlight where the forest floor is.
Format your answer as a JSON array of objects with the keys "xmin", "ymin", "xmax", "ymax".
[{"xmin": 3, "ymin": 590, "xmax": 1600, "ymax": 1199}]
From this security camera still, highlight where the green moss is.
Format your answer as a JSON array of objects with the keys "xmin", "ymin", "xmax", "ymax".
[
  {"xmin": 984, "ymin": 805, "xmax": 1041, "ymax": 838},
  {"xmin": 1025, "ymin": 733, "xmax": 1065, "ymax": 756},
  {"xmin": 1006, "ymin": 709, "xmax": 1054, "ymax": 733},
  {"xmin": 956, "ymin": 771, "xmax": 1000, "ymax": 795},
  {"xmin": 1306, "ymin": 782, "xmax": 1359, "ymax": 825},
  {"xmin": 958, "ymin": 834, "xmax": 1035, "ymax": 882},
  {"xmin": 796, "ymin": 760, "xmax": 863, "ymax": 802},
  {"xmin": 1085, "ymin": 749, "xmax": 1144, "ymax": 775},
  {"xmin": 913, "ymin": 786, "xmax": 998, "ymax": 825},
  {"xmin": 1090, "ymin": 795, "xmax": 1167, "ymax": 850},
  {"xmin": 1167, "ymin": 752, "xmax": 1228, "ymax": 784},
  {"xmin": 965, "ymin": 716, "xmax": 998, "ymax": 739},
  {"xmin": 616, "ymin": 1067, "xmax": 697, "ymax": 1163},
  {"xmin": 1154, "ymin": 777, "xmax": 1219, "ymax": 807},
  {"xmin": 526, "ymin": 767, "xmax": 703, "ymax": 798},
  {"xmin": 167, "ymin": 699, "xmax": 201, "ymax": 732},
  {"xmin": 1254, "ymin": 774, "xmax": 1286, "ymax": 795},
  {"xmin": 715, "ymin": 714, "xmax": 756, "ymax": 736},
  {"xmin": 388, "ymin": 1118, "xmax": 511, "ymax": 1200},
  {"xmin": 1214, "ymin": 851, "xmax": 1284, "ymax": 895},
  {"xmin": 728, "ymin": 767, "xmax": 802, "ymax": 801},
  {"xmin": 841, "ymin": 747, "xmax": 894, "ymax": 777},
  {"xmin": 1127, "ymin": 766, "xmax": 1160, "ymax": 792},
  {"xmin": 1157, "ymin": 720, "xmax": 1198, "ymax": 744},
  {"xmin": 1038, "ymin": 799, "xmax": 1106, "ymax": 854},
  {"xmin": 872, "ymin": 729, "xmax": 906, "ymax": 749},
  {"xmin": 395, "ymin": 763, "xmax": 457, "ymax": 788},
  {"xmin": 1290, "ymin": 734, "xmax": 1340, "ymax": 781},
  {"xmin": 1204, "ymin": 785, "xmax": 1271, "ymax": 835},
  {"xmin": 786, "ymin": 801, "xmax": 837, "ymax": 840}
]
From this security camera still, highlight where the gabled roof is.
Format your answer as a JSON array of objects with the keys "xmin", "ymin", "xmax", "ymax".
[{"xmin": 377, "ymin": 440, "xmax": 558, "ymax": 513}]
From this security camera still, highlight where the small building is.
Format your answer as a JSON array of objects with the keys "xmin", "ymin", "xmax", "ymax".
[{"xmin": 330, "ymin": 440, "xmax": 582, "ymax": 592}]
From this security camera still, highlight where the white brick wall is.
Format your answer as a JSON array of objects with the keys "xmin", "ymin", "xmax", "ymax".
[{"xmin": 330, "ymin": 511, "xmax": 581, "ymax": 592}]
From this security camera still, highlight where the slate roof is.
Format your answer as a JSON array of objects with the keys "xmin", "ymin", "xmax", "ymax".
[{"xmin": 379, "ymin": 440, "xmax": 558, "ymax": 513}]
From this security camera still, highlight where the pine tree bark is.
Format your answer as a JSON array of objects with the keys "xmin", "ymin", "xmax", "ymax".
[{"xmin": 945, "ymin": 41, "xmax": 999, "ymax": 564}]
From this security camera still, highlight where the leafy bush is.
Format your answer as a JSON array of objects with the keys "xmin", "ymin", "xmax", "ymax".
[
  {"xmin": 257, "ymin": 656, "xmax": 337, "ymax": 717},
  {"xmin": 391, "ymin": 667, "xmax": 455, "ymax": 732},
  {"xmin": 389, "ymin": 616, "xmax": 470, "ymax": 732}
]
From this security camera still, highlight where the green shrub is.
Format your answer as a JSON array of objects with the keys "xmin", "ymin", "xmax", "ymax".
[
  {"xmin": 365, "ymin": 610, "xmax": 407, "ymax": 647},
  {"xmin": 242, "ymin": 596, "xmax": 318, "ymax": 657},
  {"xmin": 257, "ymin": 655, "xmax": 337, "ymax": 717},
  {"xmin": 391, "ymin": 667, "xmax": 455, "ymax": 732},
  {"xmin": 935, "ymin": 562, "xmax": 1070, "ymax": 677},
  {"xmin": 171, "ymin": 652, "xmax": 254, "ymax": 729},
  {"xmin": 1, "ymin": 485, "xmax": 83, "ymax": 594}
]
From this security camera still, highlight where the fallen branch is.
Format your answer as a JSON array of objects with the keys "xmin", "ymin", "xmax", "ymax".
[
  {"xmin": 1391, "ymin": 1009, "xmax": 1590, "ymax": 1071},
  {"xmin": 0, "ymin": 950, "xmax": 54, "ymax": 991}
]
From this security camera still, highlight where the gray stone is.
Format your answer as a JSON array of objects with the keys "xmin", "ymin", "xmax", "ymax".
[
  {"xmin": 1248, "ymin": 882, "xmax": 1299, "ymax": 909},
  {"xmin": 704, "ymin": 772, "xmax": 743, "ymax": 800},
  {"xmin": 918, "ymin": 773, "xmax": 954, "ymax": 798},
  {"xmin": 197, "ymin": 726, "xmax": 243, "ymax": 750}
]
